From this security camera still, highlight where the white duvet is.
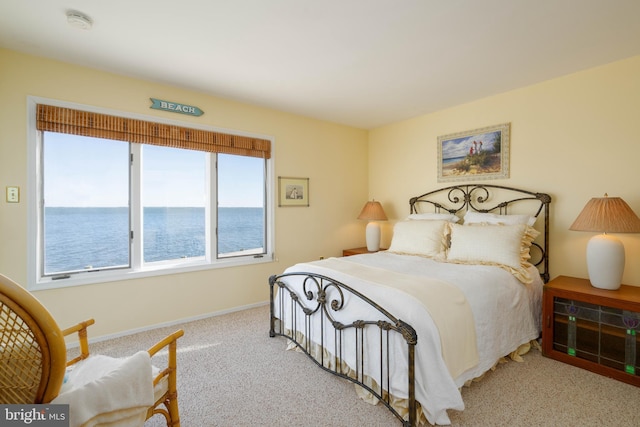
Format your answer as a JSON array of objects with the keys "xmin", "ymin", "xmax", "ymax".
[{"xmin": 275, "ymin": 251, "xmax": 542, "ymax": 425}]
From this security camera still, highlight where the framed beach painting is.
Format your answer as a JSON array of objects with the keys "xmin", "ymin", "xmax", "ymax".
[
  {"xmin": 278, "ymin": 177, "xmax": 309, "ymax": 207},
  {"xmin": 437, "ymin": 122, "xmax": 510, "ymax": 182}
]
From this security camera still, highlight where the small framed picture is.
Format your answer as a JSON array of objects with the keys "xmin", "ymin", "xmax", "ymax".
[
  {"xmin": 278, "ymin": 177, "xmax": 309, "ymax": 207},
  {"xmin": 437, "ymin": 122, "xmax": 510, "ymax": 182}
]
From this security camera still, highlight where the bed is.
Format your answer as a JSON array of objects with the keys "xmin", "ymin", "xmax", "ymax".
[{"xmin": 269, "ymin": 184, "xmax": 551, "ymax": 426}]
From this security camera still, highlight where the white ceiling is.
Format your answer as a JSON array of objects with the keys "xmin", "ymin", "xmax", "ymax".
[{"xmin": 1, "ymin": 1, "xmax": 640, "ymax": 129}]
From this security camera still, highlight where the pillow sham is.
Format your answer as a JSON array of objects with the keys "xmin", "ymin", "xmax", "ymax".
[
  {"xmin": 463, "ymin": 211, "xmax": 536, "ymax": 227},
  {"xmin": 407, "ymin": 213, "xmax": 460, "ymax": 223},
  {"xmin": 446, "ymin": 223, "xmax": 540, "ymax": 283},
  {"xmin": 388, "ymin": 220, "xmax": 449, "ymax": 259}
]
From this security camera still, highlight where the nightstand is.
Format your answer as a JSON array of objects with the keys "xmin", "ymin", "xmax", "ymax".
[
  {"xmin": 342, "ymin": 247, "xmax": 387, "ymax": 257},
  {"xmin": 542, "ymin": 275, "xmax": 640, "ymax": 386}
]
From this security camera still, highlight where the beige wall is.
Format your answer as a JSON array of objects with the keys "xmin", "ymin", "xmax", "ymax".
[
  {"xmin": 0, "ymin": 49, "xmax": 369, "ymax": 337},
  {"xmin": 3, "ymin": 48, "xmax": 640, "ymax": 339},
  {"xmin": 369, "ymin": 55, "xmax": 640, "ymax": 286}
]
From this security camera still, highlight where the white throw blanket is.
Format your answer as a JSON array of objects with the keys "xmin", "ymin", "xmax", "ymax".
[
  {"xmin": 52, "ymin": 350, "xmax": 153, "ymax": 427},
  {"xmin": 317, "ymin": 258, "xmax": 478, "ymax": 378}
]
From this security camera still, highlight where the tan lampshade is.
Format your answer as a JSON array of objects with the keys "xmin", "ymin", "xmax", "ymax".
[
  {"xmin": 570, "ymin": 195, "xmax": 640, "ymax": 233},
  {"xmin": 357, "ymin": 201, "xmax": 388, "ymax": 221}
]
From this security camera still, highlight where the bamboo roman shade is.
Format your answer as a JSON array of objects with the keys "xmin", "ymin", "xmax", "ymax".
[{"xmin": 36, "ymin": 104, "xmax": 271, "ymax": 159}]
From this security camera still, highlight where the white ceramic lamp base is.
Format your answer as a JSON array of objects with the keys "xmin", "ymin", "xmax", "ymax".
[
  {"xmin": 586, "ymin": 233, "xmax": 625, "ymax": 290},
  {"xmin": 365, "ymin": 221, "xmax": 381, "ymax": 252}
]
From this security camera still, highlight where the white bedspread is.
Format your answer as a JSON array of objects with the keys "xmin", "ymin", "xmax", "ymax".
[{"xmin": 276, "ymin": 252, "xmax": 542, "ymax": 425}]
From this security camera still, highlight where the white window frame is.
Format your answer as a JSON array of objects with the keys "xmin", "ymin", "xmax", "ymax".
[{"xmin": 26, "ymin": 96, "xmax": 275, "ymax": 290}]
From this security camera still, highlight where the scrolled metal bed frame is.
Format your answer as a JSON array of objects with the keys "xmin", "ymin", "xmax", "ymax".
[{"xmin": 269, "ymin": 184, "xmax": 551, "ymax": 426}]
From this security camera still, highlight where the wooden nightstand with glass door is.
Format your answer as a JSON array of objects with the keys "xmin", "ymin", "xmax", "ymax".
[{"xmin": 542, "ymin": 275, "xmax": 640, "ymax": 387}]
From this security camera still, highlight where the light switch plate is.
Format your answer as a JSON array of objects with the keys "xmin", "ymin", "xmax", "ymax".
[{"xmin": 6, "ymin": 186, "xmax": 19, "ymax": 203}]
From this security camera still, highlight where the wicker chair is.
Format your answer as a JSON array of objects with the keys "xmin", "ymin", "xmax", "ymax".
[{"xmin": 0, "ymin": 273, "xmax": 184, "ymax": 426}]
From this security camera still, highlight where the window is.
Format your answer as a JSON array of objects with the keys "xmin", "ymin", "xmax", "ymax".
[
  {"xmin": 217, "ymin": 154, "xmax": 266, "ymax": 257},
  {"xmin": 141, "ymin": 144, "xmax": 207, "ymax": 263},
  {"xmin": 29, "ymin": 98, "xmax": 273, "ymax": 289},
  {"xmin": 42, "ymin": 133, "xmax": 130, "ymax": 274}
]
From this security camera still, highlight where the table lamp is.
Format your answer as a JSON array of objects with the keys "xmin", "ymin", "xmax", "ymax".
[
  {"xmin": 570, "ymin": 194, "xmax": 640, "ymax": 290},
  {"xmin": 357, "ymin": 200, "xmax": 388, "ymax": 252}
]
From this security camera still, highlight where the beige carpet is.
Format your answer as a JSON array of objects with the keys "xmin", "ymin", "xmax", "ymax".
[{"xmin": 87, "ymin": 304, "xmax": 640, "ymax": 427}]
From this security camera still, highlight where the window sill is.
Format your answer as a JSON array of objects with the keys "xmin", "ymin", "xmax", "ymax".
[{"xmin": 30, "ymin": 254, "xmax": 274, "ymax": 291}]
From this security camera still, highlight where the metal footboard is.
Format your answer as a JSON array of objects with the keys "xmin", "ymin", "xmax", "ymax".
[{"xmin": 269, "ymin": 272, "xmax": 417, "ymax": 427}]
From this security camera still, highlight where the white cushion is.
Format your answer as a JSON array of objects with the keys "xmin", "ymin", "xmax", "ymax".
[
  {"xmin": 463, "ymin": 211, "xmax": 536, "ymax": 226},
  {"xmin": 447, "ymin": 223, "xmax": 527, "ymax": 270},
  {"xmin": 53, "ymin": 351, "xmax": 155, "ymax": 427},
  {"xmin": 388, "ymin": 220, "xmax": 449, "ymax": 259}
]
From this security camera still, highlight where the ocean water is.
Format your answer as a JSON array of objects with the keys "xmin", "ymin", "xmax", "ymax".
[
  {"xmin": 44, "ymin": 207, "xmax": 264, "ymax": 274},
  {"xmin": 442, "ymin": 156, "xmax": 466, "ymax": 165}
]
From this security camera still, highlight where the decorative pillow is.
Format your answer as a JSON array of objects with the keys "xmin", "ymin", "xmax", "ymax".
[
  {"xmin": 407, "ymin": 213, "xmax": 460, "ymax": 223},
  {"xmin": 388, "ymin": 220, "xmax": 449, "ymax": 259},
  {"xmin": 446, "ymin": 223, "xmax": 540, "ymax": 283},
  {"xmin": 463, "ymin": 211, "xmax": 536, "ymax": 227}
]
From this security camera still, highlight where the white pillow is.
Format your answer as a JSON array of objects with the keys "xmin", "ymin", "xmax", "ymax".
[
  {"xmin": 463, "ymin": 211, "xmax": 536, "ymax": 227},
  {"xmin": 407, "ymin": 213, "xmax": 460, "ymax": 223},
  {"xmin": 447, "ymin": 223, "xmax": 527, "ymax": 270},
  {"xmin": 388, "ymin": 220, "xmax": 449, "ymax": 259}
]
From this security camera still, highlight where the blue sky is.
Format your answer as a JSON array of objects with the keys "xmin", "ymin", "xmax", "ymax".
[{"xmin": 43, "ymin": 133, "xmax": 264, "ymax": 207}]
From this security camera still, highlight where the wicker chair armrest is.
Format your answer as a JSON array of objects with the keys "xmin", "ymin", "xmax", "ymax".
[
  {"xmin": 147, "ymin": 329, "xmax": 184, "ymax": 356},
  {"xmin": 62, "ymin": 318, "xmax": 95, "ymax": 366},
  {"xmin": 147, "ymin": 329, "xmax": 184, "ymax": 387}
]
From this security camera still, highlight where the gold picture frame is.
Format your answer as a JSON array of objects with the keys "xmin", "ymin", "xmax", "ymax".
[
  {"xmin": 437, "ymin": 122, "xmax": 510, "ymax": 182},
  {"xmin": 278, "ymin": 177, "xmax": 309, "ymax": 207}
]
